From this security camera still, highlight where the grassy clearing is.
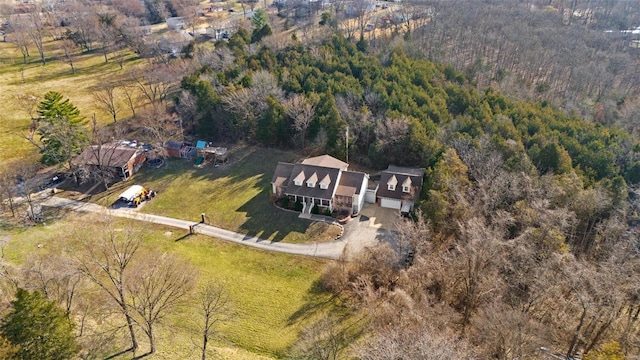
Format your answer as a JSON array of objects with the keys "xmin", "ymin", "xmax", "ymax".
[
  {"xmin": 90, "ymin": 146, "xmax": 341, "ymax": 244},
  {"xmin": 3, "ymin": 213, "xmax": 341, "ymax": 359},
  {"xmin": 0, "ymin": 39, "xmax": 142, "ymax": 165}
]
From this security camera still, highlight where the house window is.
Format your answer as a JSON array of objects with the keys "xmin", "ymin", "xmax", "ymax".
[
  {"xmin": 388, "ymin": 184, "xmax": 396, "ymax": 191},
  {"xmin": 320, "ymin": 183, "xmax": 328, "ymax": 190},
  {"xmin": 294, "ymin": 179, "xmax": 303, "ymax": 186},
  {"xmin": 402, "ymin": 185, "xmax": 410, "ymax": 193},
  {"xmin": 307, "ymin": 181, "xmax": 316, "ymax": 188}
]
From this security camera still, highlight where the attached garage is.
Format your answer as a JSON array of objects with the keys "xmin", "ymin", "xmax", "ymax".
[{"xmin": 380, "ymin": 198, "xmax": 401, "ymax": 210}]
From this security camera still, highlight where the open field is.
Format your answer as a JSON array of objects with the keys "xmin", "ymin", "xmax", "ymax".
[
  {"xmin": 0, "ymin": 39, "xmax": 142, "ymax": 166},
  {"xmin": 2, "ymin": 213, "xmax": 342, "ymax": 359},
  {"xmin": 88, "ymin": 146, "xmax": 342, "ymax": 244}
]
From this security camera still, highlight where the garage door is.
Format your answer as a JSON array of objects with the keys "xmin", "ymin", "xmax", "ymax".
[{"xmin": 380, "ymin": 198, "xmax": 401, "ymax": 210}]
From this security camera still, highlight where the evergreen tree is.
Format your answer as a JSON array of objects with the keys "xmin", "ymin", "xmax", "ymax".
[
  {"xmin": 1, "ymin": 288, "xmax": 80, "ymax": 360},
  {"xmin": 35, "ymin": 91, "xmax": 87, "ymax": 166}
]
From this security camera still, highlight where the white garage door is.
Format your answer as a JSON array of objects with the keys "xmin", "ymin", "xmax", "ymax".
[{"xmin": 380, "ymin": 198, "xmax": 401, "ymax": 210}]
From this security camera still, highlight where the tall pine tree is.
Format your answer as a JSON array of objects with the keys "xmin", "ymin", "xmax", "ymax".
[{"xmin": 1, "ymin": 288, "xmax": 80, "ymax": 360}]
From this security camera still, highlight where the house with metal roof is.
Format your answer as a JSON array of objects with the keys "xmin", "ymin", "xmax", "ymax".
[{"xmin": 271, "ymin": 155, "xmax": 368, "ymax": 215}]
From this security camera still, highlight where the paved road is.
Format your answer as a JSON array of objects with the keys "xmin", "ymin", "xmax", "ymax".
[{"xmin": 40, "ymin": 196, "xmax": 347, "ymax": 260}]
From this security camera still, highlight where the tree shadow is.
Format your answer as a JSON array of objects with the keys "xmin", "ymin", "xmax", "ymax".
[
  {"xmin": 236, "ymin": 191, "xmax": 310, "ymax": 243},
  {"xmin": 287, "ymin": 278, "xmax": 344, "ymax": 326},
  {"xmin": 103, "ymin": 347, "xmax": 134, "ymax": 360}
]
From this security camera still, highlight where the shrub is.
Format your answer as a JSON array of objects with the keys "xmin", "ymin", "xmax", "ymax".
[
  {"xmin": 294, "ymin": 200, "xmax": 303, "ymax": 211},
  {"xmin": 311, "ymin": 204, "xmax": 319, "ymax": 214},
  {"xmin": 282, "ymin": 197, "xmax": 290, "ymax": 208}
]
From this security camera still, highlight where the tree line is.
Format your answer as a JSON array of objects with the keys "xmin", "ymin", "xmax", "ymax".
[{"xmin": 0, "ymin": 217, "xmax": 231, "ymax": 360}]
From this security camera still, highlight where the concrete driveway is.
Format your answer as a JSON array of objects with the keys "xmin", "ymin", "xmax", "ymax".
[{"xmin": 341, "ymin": 203, "xmax": 400, "ymax": 259}]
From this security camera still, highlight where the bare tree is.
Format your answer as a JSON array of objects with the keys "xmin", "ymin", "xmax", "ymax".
[
  {"xmin": 74, "ymin": 217, "xmax": 142, "ymax": 355},
  {"xmin": 127, "ymin": 252, "xmax": 197, "ymax": 355},
  {"xmin": 295, "ymin": 316, "xmax": 350, "ymax": 360},
  {"xmin": 93, "ymin": 85, "xmax": 120, "ymax": 123},
  {"xmin": 14, "ymin": 94, "xmax": 39, "ymax": 141},
  {"xmin": 284, "ymin": 94, "xmax": 316, "ymax": 149},
  {"xmin": 19, "ymin": 253, "xmax": 84, "ymax": 314},
  {"xmin": 195, "ymin": 280, "xmax": 231, "ymax": 360},
  {"xmin": 59, "ymin": 37, "xmax": 78, "ymax": 74},
  {"xmin": 8, "ymin": 14, "xmax": 31, "ymax": 64},
  {"xmin": 26, "ymin": 5, "xmax": 49, "ymax": 65},
  {"xmin": 134, "ymin": 107, "xmax": 182, "ymax": 156},
  {"xmin": 129, "ymin": 64, "xmax": 181, "ymax": 110},
  {"xmin": 355, "ymin": 325, "xmax": 475, "ymax": 360},
  {"xmin": 14, "ymin": 160, "xmax": 42, "ymax": 222},
  {"xmin": 0, "ymin": 162, "xmax": 19, "ymax": 218},
  {"xmin": 121, "ymin": 85, "xmax": 139, "ymax": 118}
]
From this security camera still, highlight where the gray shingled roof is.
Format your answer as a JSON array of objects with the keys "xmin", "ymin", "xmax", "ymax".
[
  {"xmin": 271, "ymin": 162, "xmax": 295, "ymax": 188},
  {"xmin": 377, "ymin": 166, "xmax": 425, "ymax": 202},
  {"xmin": 73, "ymin": 145, "xmax": 140, "ymax": 168},
  {"xmin": 283, "ymin": 164, "xmax": 340, "ymax": 200}
]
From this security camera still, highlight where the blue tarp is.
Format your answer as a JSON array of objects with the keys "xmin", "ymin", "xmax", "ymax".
[{"xmin": 196, "ymin": 140, "xmax": 207, "ymax": 149}]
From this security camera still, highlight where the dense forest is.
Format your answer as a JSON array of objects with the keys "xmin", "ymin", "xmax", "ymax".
[
  {"xmin": 176, "ymin": 25, "xmax": 640, "ymax": 358},
  {"xmin": 4, "ymin": 0, "xmax": 640, "ymax": 358}
]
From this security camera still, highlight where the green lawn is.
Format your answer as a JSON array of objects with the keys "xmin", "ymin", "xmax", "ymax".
[
  {"xmin": 3, "ymin": 214, "xmax": 341, "ymax": 359},
  {"xmin": 90, "ymin": 146, "xmax": 341, "ymax": 244}
]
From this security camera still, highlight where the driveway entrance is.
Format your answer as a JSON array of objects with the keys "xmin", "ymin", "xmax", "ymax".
[{"xmin": 341, "ymin": 203, "xmax": 400, "ymax": 259}]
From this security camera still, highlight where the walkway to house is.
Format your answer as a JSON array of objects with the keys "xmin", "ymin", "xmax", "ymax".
[{"xmin": 39, "ymin": 195, "xmax": 347, "ymax": 259}]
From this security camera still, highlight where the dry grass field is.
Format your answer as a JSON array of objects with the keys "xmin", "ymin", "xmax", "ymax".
[{"xmin": 0, "ymin": 38, "xmax": 142, "ymax": 165}]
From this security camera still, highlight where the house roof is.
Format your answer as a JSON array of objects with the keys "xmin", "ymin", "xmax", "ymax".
[
  {"xmin": 377, "ymin": 166, "xmax": 425, "ymax": 202},
  {"xmin": 165, "ymin": 140, "xmax": 183, "ymax": 151},
  {"xmin": 335, "ymin": 171, "xmax": 366, "ymax": 198},
  {"xmin": 282, "ymin": 163, "xmax": 341, "ymax": 200},
  {"xmin": 301, "ymin": 155, "xmax": 348, "ymax": 171},
  {"xmin": 73, "ymin": 145, "xmax": 140, "ymax": 168},
  {"xmin": 386, "ymin": 165, "xmax": 425, "ymax": 177},
  {"xmin": 271, "ymin": 162, "xmax": 295, "ymax": 188}
]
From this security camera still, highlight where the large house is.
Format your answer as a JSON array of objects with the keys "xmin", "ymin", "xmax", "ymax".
[
  {"xmin": 73, "ymin": 144, "xmax": 146, "ymax": 181},
  {"xmin": 271, "ymin": 155, "xmax": 369, "ymax": 215},
  {"xmin": 377, "ymin": 165, "xmax": 425, "ymax": 213}
]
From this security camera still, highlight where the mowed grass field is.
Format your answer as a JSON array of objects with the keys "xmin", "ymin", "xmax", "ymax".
[
  {"xmin": 91, "ymin": 146, "xmax": 342, "ymax": 244},
  {"xmin": 3, "ymin": 213, "xmax": 341, "ymax": 359},
  {"xmin": 0, "ymin": 38, "xmax": 141, "ymax": 165},
  {"xmin": 0, "ymin": 29, "xmax": 348, "ymax": 360}
]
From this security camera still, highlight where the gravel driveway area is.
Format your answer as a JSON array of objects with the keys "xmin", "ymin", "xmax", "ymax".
[{"xmin": 341, "ymin": 204, "xmax": 400, "ymax": 259}]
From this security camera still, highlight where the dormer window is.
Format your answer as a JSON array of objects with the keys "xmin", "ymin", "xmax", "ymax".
[
  {"xmin": 307, "ymin": 172, "xmax": 318, "ymax": 188},
  {"xmin": 387, "ymin": 175, "xmax": 398, "ymax": 191},
  {"xmin": 319, "ymin": 174, "xmax": 331, "ymax": 190},
  {"xmin": 402, "ymin": 177, "xmax": 412, "ymax": 193},
  {"xmin": 293, "ymin": 171, "xmax": 305, "ymax": 186}
]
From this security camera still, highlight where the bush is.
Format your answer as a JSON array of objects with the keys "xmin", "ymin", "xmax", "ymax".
[
  {"xmin": 282, "ymin": 197, "xmax": 290, "ymax": 208},
  {"xmin": 325, "ymin": 208, "xmax": 332, "ymax": 216},
  {"xmin": 311, "ymin": 204, "xmax": 319, "ymax": 214},
  {"xmin": 294, "ymin": 200, "xmax": 303, "ymax": 211}
]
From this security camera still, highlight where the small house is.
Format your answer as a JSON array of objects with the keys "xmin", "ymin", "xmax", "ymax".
[
  {"xmin": 377, "ymin": 165, "xmax": 425, "ymax": 213},
  {"xmin": 73, "ymin": 144, "xmax": 146, "ymax": 181}
]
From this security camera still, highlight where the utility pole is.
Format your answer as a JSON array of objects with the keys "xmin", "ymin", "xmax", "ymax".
[{"xmin": 345, "ymin": 126, "xmax": 349, "ymax": 163}]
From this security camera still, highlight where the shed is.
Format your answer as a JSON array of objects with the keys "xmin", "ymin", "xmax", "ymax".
[{"xmin": 165, "ymin": 140, "xmax": 184, "ymax": 158}]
